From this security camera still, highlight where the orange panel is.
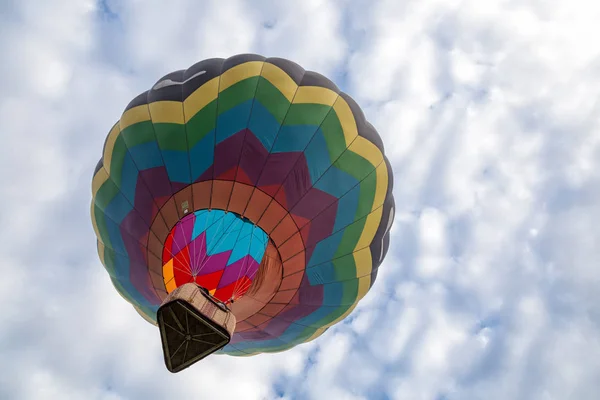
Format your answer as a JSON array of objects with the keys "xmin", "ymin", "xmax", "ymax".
[
  {"xmin": 270, "ymin": 289, "xmax": 296, "ymax": 304},
  {"xmin": 174, "ymin": 186, "xmax": 194, "ymax": 219},
  {"xmin": 278, "ymin": 232, "xmax": 304, "ymax": 262},
  {"xmin": 259, "ymin": 303, "xmax": 287, "ymax": 317},
  {"xmin": 211, "ymin": 180, "xmax": 234, "ymax": 210},
  {"xmin": 228, "ymin": 182, "xmax": 253, "ymax": 214},
  {"xmin": 270, "ymin": 214, "xmax": 297, "ymax": 246},
  {"xmin": 258, "ymin": 202, "xmax": 287, "ymax": 234},
  {"xmin": 282, "ymin": 251, "xmax": 305, "ymax": 277},
  {"xmin": 244, "ymin": 189, "xmax": 271, "ymax": 223},
  {"xmin": 192, "ymin": 181, "xmax": 212, "ymax": 210},
  {"xmin": 246, "ymin": 313, "xmax": 272, "ymax": 327},
  {"xmin": 280, "ymin": 271, "xmax": 304, "ymax": 291}
]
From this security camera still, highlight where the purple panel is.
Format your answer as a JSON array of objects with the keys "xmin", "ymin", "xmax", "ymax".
[
  {"xmin": 256, "ymin": 152, "xmax": 302, "ymax": 186},
  {"xmin": 120, "ymin": 210, "xmax": 148, "ymax": 242},
  {"xmin": 138, "ymin": 167, "xmax": 173, "ymax": 201},
  {"xmin": 291, "ymin": 188, "xmax": 337, "ymax": 220},
  {"xmin": 281, "ymin": 154, "xmax": 313, "ymax": 206},
  {"xmin": 132, "ymin": 176, "xmax": 158, "ymax": 226},
  {"xmin": 172, "ymin": 214, "xmax": 195, "ymax": 255},
  {"xmin": 238, "ymin": 131, "xmax": 268, "ymax": 185},
  {"xmin": 216, "ymin": 256, "xmax": 260, "ymax": 288},
  {"xmin": 195, "ymin": 250, "xmax": 231, "ymax": 275},
  {"xmin": 305, "ymin": 200, "xmax": 338, "ymax": 249},
  {"xmin": 213, "ymin": 129, "xmax": 247, "ymax": 178}
]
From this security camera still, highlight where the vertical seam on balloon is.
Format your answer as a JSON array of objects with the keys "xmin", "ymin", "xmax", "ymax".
[
  {"xmin": 144, "ymin": 92, "xmax": 176, "ymax": 214},
  {"xmin": 190, "ymin": 210, "xmax": 217, "ymax": 277},
  {"xmin": 257, "ymin": 91, "xmax": 341, "ymax": 236},
  {"xmin": 233, "ymin": 68, "xmax": 306, "ymax": 314},
  {"xmin": 209, "ymin": 61, "xmax": 225, "ymax": 210},
  {"xmin": 180, "ymin": 66, "xmax": 197, "ymax": 278},
  {"xmin": 169, "ymin": 217, "xmax": 199, "ymax": 279},
  {"xmin": 213, "ymin": 216, "xmax": 246, "ymax": 296},
  {"xmin": 239, "ymin": 69, "xmax": 305, "ymax": 218},
  {"xmin": 144, "ymin": 95, "xmax": 194, "ymax": 276},
  {"xmin": 225, "ymin": 61, "xmax": 267, "ymax": 212},
  {"xmin": 195, "ymin": 213, "xmax": 239, "ymax": 276},
  {"xmin": 229, "ymin": 224, "xmax": 254, "ymax": 300},
  {"xmin": 195, "ymin": 211, "xmax": 227, "ymax": 274}
]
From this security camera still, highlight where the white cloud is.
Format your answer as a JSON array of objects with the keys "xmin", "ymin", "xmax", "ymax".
[{"xmin": 1, "ymin": 0, "xmax": 600, "ymax": 399}]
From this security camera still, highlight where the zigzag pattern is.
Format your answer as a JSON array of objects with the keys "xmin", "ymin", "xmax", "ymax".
[{"xmin": 91, "ymin": 55, "xmax": 395, "ymax": 356}]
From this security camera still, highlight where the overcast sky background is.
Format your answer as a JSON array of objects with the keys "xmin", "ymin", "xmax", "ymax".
[{"xmin": 1, "ymin": 0, "xmax": 599, "ymax": 399}]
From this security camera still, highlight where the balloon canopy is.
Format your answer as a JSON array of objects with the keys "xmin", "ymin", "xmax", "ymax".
[{"xmin": 91, "ymin": 54, "xmax": 395, "ymax": 358}]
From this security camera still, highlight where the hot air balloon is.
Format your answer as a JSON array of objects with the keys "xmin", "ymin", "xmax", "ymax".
[{"xmin": 90, "ymin": 54, "xmax": 395, "ymax": 372}]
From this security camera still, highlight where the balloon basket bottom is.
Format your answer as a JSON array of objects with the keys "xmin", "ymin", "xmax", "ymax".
[{"xmin": 157, "ymin": 283, "xmax": 237, "ymax": 373}]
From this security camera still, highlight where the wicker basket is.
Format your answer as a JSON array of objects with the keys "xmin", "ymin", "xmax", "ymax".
[{"xmin": 157, "ymin": 283, "xmax": 237, "ymax": 372}]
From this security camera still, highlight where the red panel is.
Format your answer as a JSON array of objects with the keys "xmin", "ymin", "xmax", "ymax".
[{"xmin": 195, "ymin": 269, "xmax": 224, "ymax": 291}]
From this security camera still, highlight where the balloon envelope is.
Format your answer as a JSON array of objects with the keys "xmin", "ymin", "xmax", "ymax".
[{"xmin": 91, "ymin": 54, "xmax": 395, "ymax": 356}]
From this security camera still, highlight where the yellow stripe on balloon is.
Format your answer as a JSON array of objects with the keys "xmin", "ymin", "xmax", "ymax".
[
  {"xmin": 96, "ymin": 240, "xmax": 106, "ymax": 266},
  {"xmin": 261, "ymin": 62, "xmax": 297, "ymax": 102},
  {"xmin": 355, "ymin": 206, "xmax": 383, "ymax": 251},
  {"xmin": 102, "ymin": 123, "xmax": 121, "ymax": 172},
  {"xmin": 220, "ymin": 61, "xmax": 264, "ymax": 92},
  {"xmin": 119, "ymin": 105, "xmax": 151, "ymax": 131},
  {"xmin": 149, "ymin": 101, "xmax": 185, "ymax": 124},
  {"xmin": 184, "ymin": 77, "xmax": 220, "ymax": 121},
  {"xmin": 333, "ymin": 99, "xmax": 358, "ymax": 146},
  {"xmin": 373, "ymin": 162, "xmax": 389, "ymax": 210},
  {"xmin": 293, "ymin": 86, "xmax": 338, "ymax": 106},
  {"xmin": 353, "ymin": 247, "xmax": 373, "ymax": 279},
  {"xmin": 348, "ymin": 135, "xmax": 383, "ymax": 169},
  {"xmin": 91, "ymin": 167, "xmax": 109, "ymax": 197}
]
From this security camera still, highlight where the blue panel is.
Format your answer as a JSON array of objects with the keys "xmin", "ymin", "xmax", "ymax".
[
  {"xmin": 216, "ymin": 100, "xmax": 253, "ymax": 143},
  {"xmin": 314, "ymin": 165, "xmax": 359, "ymax": 198},
  {"xmin": 307, "ymin": 228, "xmax": 345, "ymax": 267},
  {"xmin": 303, "ymin": 129, "xmax": 331, "ymax": 184},
  {"xmin": 248, "ymin": 234, "xmax": 268, "ymax": 262},
  {"xmin": 111, "ymin": 254, "xmax": 148, "ymax": 307},
  {"xmin": 192, "ymin": 210, "xmax": 210, "ymax": 240},
  {"xmin": 332, "ymin": 183, "xmax": 361, "ymax": 232},
  {"xmin": 104, "ymin": 217, "xmax": 127, "ymax": 258},
  {"xmin": 162, "ymin": 149, "xmax": 191, "ymax": 183},
  {"xmin": 248, "ymin": 101, "xmax": 283, "ymax": 150},
  {"xmin": 189, "ymin": 132, "xmax": 215, "ymax": 180},
  {"xmin": 296, "ymin": 304, "xmax": 338, "ymax": 327},
  {"xmin": 228, "ymin": 240, "xmax": 251, "ymax": 266},
  {"xmin": 306, "ymin": 261, "xmax": 336, "ymax": 285},
  {"xmin": 272, "ymin": 125, "xmax": 318, "ymax": 153},
  {"xmin": 104, "ymin": 192, "xmax": 132, "ymax": 224},
  {"xmin": 128, "ymin": 141, "xmax": 163, "ymax": 171}
]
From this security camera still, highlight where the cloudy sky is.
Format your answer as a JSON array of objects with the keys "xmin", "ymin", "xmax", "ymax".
[{"xmin": 1, "ymin": 0, "xmax": 600, "ymax": 398}]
